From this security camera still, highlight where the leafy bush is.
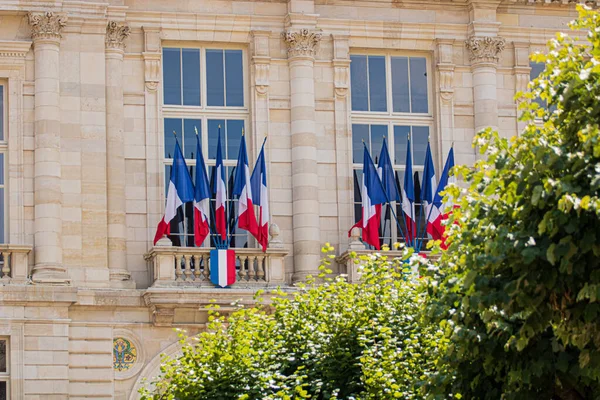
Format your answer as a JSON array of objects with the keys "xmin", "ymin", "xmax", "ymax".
[
  {"xmin": 140, "ymin": 246, "xmax": 446, "ymax": 400},
  {"xmin": 422, "ymin": 6, "xmax": 600, "ymax": 400}
]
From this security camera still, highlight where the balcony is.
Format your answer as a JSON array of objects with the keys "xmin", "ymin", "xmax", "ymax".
[{"xmin": 0, "ymin": 244, "xmax": 33, "ymax": 285}]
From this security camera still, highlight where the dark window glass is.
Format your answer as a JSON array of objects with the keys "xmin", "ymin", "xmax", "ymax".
[
  {"xmin": 206, "ymin": 50, "xmax": 225, "ymax": 106},
  {"xmin": 163, "ymin": 48, "xmax": 181, "ymax": 105},
  {"xmin": 352, "ymin": 124, "xmax": 369, "ymax": 163},
  {"xmin": 393, "ymin": 125, "xmax": 410, "ymax": 165},
  {"xmin": 0, "ymin": 338, "xmax": 5, "ymax": 373},
  {"xmin": 410, "ymin": 57, "xmax": 428, "ymax": 113},
  {"xmin": 0, "ymin": 381, "xmax": 6, "ymax": 400},
  {"xmin": 208, "ymin": 119, "xmax": 225, "ymax": 159},
  {"xmin": 164, "ymin": 118, "xmax": 181, "ymax": 159},
  {"xmin": 183, "ymin": 119, "xmax": 201, "ymax": 160},
  {"xmin": 226, "ymin": 120, "xmax": 244, "ymax": 160},
  {"xmin": 412, "ymin": 126, "xmax": 429, "ymax": 166},
  {"xmin": 368, "ymin": 56, "xmax": 387, "ymax": 112},
  {"xmin": 530, "ymin": 62, "xmax": 546, "ymax": 110},
  {"xmin": 182, "ymin": 49, "xmax": 201, "ymax": 106},
  {"xmin": 350, "ymin": 55, "xmax": 368, "ymax": 111},
  {"xmin": 225, "ymin": 50, "xmax": 244, "ymax": 107},
  {"xmin": 391, "ymin": 57, "xmax": 410, "ymax": 113}
]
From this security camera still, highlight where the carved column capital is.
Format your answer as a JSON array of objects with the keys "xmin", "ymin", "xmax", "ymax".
[
  {"xmin": 28, "ymin": 12, "xmax": 67, "ymax": 42},
  {"xmin": 106, "ymin": 21, "xmax": 130, "ymax": 51},
  {"xmin": 465, "ymin": 36, "xmax": 506, "ymax": 65},
  {"xmin": 283, "ymin": 29, "xmax": 322, "ymax": 59}
]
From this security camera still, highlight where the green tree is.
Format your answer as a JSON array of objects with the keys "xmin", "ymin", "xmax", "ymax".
[
  {"xmin": 139, "ymin": 246, "xmax": 446, "ymax": 400},
  {"xmin": 422, "ymin": 6, "xmax": 600, "ymax": 400}
]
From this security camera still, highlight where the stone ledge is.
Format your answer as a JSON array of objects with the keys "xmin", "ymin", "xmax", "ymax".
[{"xmin": 0, "ymin": 285, "xmax": 78, "ymax": 304}]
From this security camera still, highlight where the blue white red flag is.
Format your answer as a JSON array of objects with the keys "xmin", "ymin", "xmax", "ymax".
[
  {"xmin": 233, "ymin": 133, "xmax": 259, "ymax": 239},
  {"xmin": 250, "ymin": 140, "xmax": 269, "ymax": 252},
  {"xmin": 377, "ymin": 138, "xmax": 401, "ymax": 202},
  {"xmin": 153, "ymin": 140, "xmax": 194, "ymax": 245},
  {"xmin": 349, "ymin": 146, "xmax": 387, "ymax": 249},
  {"xmin": 431, "ymin": 147, "xmax": 456, "ymax": 249},
  {"xmin": 402, "ymin": 137, "xmax": 416, "ymax": 245},
  {"xmin": 212, "ymin": 130, "xmax": 227, "ymax": 241},
  {"xmin": 210, "ymin": 249, "xmax": 236, "ymax": 287},
  {"xmin": 193, "ymin": 133, "xmax": 211, "ymax": 246},
  {"xmin": 421, "ymin": 142, "xmax": 438, "ymax": 238}
]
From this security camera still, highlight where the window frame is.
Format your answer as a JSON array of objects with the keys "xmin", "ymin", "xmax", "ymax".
[
  {"xmin": 0, "ymin": 337, "xmax": 8, "ymax": 400},
  {"xmin": 349, "ymin": 51, "xmax": 434, "ymax": 247},
  {"xmin": 161, "ymin": 44, "xmax": 251, "ymax": 248},
  {"xmin": 0, "ymin": 82, "xmax": 7, "ymax": 245}
]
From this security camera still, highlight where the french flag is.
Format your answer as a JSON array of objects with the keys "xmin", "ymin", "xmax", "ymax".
[
  {"xmin": 349, "ymin": 145, "xmax": 387, "ymax": 249},
  {"xmin": 421, "ymin": 142, "xmax": 438, "ymax": 239},
  {"xmin": 431, "ymin": 147, "xmax": 456, "ymax": 249},
  {"xmin": 210, "ymin": 249, "xmax": 236, "ymax": 287},
  {"xmin": 402, "ymin": 136, "xmax": 416, "ymax": 246},
  {"xmin": 232, "ymin": 133, "xmax": 259, "ymax": 239},
  {"xmin": 212, "ymin": 132, "xmax": 227, "ymax": 241},
  {"xmin": 193, "ymin": 134, "xmax": 211, "ymax": 247},
  {"xmin": 153, "ymin": 140, "xmax": 194, "ymax": 245},
  {"xmin": 250, "ymin": 139, "xmax": 269, "ymax": 252}
]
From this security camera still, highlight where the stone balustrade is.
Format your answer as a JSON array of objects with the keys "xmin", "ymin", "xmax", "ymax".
[{"xmin": 0, "ymin": 245, "xmax": 33, "ymax": 284}]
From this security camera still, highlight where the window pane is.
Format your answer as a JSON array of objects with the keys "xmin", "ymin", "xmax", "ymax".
[
  {"xmin": 410, "ymin": 57, "xmax": 428, "ymax": 113},
  {"xmin": 352, "ymin": 124, "xmax": 369, "ymax": 163},
  {"xmin": 412, "ymin": 126, "xmax": 429, "ymax": 166},
  {"xmin": 225, "ymin": 50, "xmax": 244, "ymax": 107},
  {"xmin": 530, "ymin": 62, "xmax": 546, "ymax": 109},
  {"xmin": 206, "ymin": 50, "xmax": 225, "ymax": 106},
  {"xmin": 164, "ymin": 118, "xmax": 182, "ymax": 158},
  {"xmin": 182, "ymin": 49, "xmax": 201, "ymax": 106},
  {"xmin": 226, "ymin": 120, "xmax": 244, "ymax": 160},
  {"xmin": 394, "ymin": 125, "xmax": 410, "ymax": 166},
  {"xmin": 0, "ymin": 339, "xmax": 5, "ymax": 372},
  {"xmin": 350, "ymin": 55, "xmax": 368, "ymax": 111},
  {"xmin": 163, "ymin": 48, "xmax": 181, "ymax": 105},
  {"xmin": 208, "ymin": 119, "xmax": 225, "ymax": 159},
  {"xmin": 0, "ymin": 381, "xmax": 6, "ymax": 400},
  {"xmin": 0, "ymin": 86, "xmax": 4, "ymax": 141},
  {"xmin": 368, "ymin": 56, "xmax": 387, "ymax": 112},
  {"xmin": 391, "ymin": 57, "xmax": 410, "ymax": 113},
  {"xmin": 370, "ymin": 125, "xmax": 388, "ymax": 164},
  {"xmin": 183, "ymin": 119, "xmax": 201, "ymax": 160}
]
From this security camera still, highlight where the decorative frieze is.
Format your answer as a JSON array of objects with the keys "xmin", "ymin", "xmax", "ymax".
[
  {"xmin": 28, "ymin": 12, "xmax": 67, "ymax": 41},
  {"xmin": 106, "ymin": 21, "xmax": 130, "ymax": 50},
  {"xmin": 283, "ymin": 29, "xmax": 322, "ymax": 58},
  {"xmin": 465, "ymin": 36, "xmax": 506, "ymax": 64}
]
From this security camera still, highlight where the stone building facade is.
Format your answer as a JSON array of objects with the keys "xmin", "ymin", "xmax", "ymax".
[{"xmin": 0, "ymin": 0, "xmax": 586, "ymax": 398}]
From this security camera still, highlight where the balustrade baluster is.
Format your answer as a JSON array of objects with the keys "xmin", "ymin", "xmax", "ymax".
[
  {"xmin": 239, "ymin": 255, "xmax": 248, "ymax": 281},
  {"xmin": 192, "ymin": 255, "xmax": 201, "ymax": 280},
  {"xmin": 248, "ymin": 256, "xmax": 256, "ymax": 281},
  {"xmin": 256, "ymin": 255, "xmax": 265, "ymax": 282},
  {"xmin": 0, "ymin": 251, "xmax": 10, "ymax": 280},
  {"xmin": 175, "ymin": 254, "xmax": 183, "ymax": 282},
  {"xmin": 184, "ymin": 255, "xmax": 192, "ymax": 281}
]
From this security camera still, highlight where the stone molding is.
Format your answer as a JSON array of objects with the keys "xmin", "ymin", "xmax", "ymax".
[
  {"xmin": 142, "ymin": 52, "xmax": 161, "ymax": 91},
  {"xmin": 106, "ymin": 21, "xmax": 130, "ymax": 50},
  {"xmin": 283, "ymin": 29, "xmax": 322, "ymax": 59},
  {"xmin": 27, "ymin": 12, "xmax": 67, "ymax": 42},
  {"xmin": 465, "ymin": 35, "xmax": 506, "ymax": 65},
  {"xmin": 333, "ymin": 59, "xmax": 350, "ymax": 98}
]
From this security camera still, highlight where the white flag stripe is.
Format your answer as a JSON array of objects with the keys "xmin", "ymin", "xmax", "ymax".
[
  {"xmin": 218, "ymin": 249, "xmax": 228, "ymax": 288},
  {"xmin": 164, "ymin": 180, "xmax": 184, "ymax": 223},
  {"xmin": 261, "ymin": 180, "xmax": 269, "ymax": 225}
]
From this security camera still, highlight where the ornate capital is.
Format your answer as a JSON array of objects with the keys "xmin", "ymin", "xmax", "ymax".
[
  {"xmin": 465, "ymin": 36, "xmax": 506, "ymax": 65},
  {"xmin": 282, "ymin": 29, "xmax": 321, "ymax": 59},
  {"xmin": 106, "ymin": 21, "xmax": 130, "ymax": 50},
  {"xmin": 28, "ymin": 12, "xmax": 67, "ymax": 41}
]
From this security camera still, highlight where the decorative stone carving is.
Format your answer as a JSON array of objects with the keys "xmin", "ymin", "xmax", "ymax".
[
  {"xmin": 143, "ymin": 52, "xmax": 161, "ymax": 91},
  {"xmin": 28, "ymin": 12, "xmax": 67, "ymax": 41},
  {"xmin": 106, "ymin": 21, "xmax": 130, "ymax": 50},
  {"xmin": 283, "ymin": 29, "xmax": 322, "ymax": 58},
  {"xmin": 438, "ymin": 64, "xmax": 455, "ymax": 102},
  {"xmin": 268, "ymin": 223, "xmax": 283, "ymax": 249},
  {"xmin": 254, "ymin": 60, "xmax": 270, "ymax": 95},
  {"xmin": 465, "ymin": 36, "xmax": 506, "ymax": 64},
  {"xmin": 333, "ymin": 60, "xmax": 350, "ymax": 98}
]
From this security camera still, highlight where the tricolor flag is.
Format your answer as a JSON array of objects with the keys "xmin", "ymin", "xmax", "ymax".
[
  {"xmin": 212, "ymin": 131, "xmax": 227, "ymax": 242},
  {"xmin": 377, "ymin": 138, "xmax": 401, "ymax": 202},
  {"xmin": 153, "ymin": 140, "xmax": 194, "ymax": 245},
  {"xmin": 250, "ymin": 139, "xmax": 269, "ymax": 252},
  {"xmin": 193, "ymin": 132, "xmax": 211, "ymax": 247},
  {"xmin": 402, "ymin": 137, "xmax": 416, "ymax": 246},
  {"xmin": 232, "ymin": 133, "xmax": 259, "ymax": 239},
  {"xmin": 349, "ymin": 146, "xmax": 387, "ymax": 249},
  {"xmin": 421, "ymin": 142, "xmax": 438, "ymax": 238},
  {"xmin": 210, "ymin": 249, "xmax": 236, "ymax": 287},
  {"xmin": 431, "ymin": 147, "xmax": 456, "ymax": 249}
]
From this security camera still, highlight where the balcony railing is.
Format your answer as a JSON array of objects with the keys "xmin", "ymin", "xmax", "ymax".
[{"xmin": 0, "ymin": 244, "xmax": 33, "ymax": 284}]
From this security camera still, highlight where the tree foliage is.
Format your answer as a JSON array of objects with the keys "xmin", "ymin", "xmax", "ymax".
[
  {"xmin": 422, "ymin": 6, "xmax": 600, "ymax": 399},
  {"xmin": 139, "ymin": 247, "xmax": 445, "ymax": 400}
]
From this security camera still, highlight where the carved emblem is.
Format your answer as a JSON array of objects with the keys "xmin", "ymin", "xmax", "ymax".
[
  {"xmin": 106, "ymin": 21, "xmax": 131, "ymax": 50},
  {"xmin": 465, "ymin": 36, "xmax": 506, "ymax": 64},
  {"xmin": 113, "ymin": 337, "xmax": 137, "ymax": 371},
  {"xmin": 28, "ymin": 12, "xmax": 67, "ymax": 41},
  {"xmin": 283, "ymin": 29, "xmax": 322, "ymax": 58}
]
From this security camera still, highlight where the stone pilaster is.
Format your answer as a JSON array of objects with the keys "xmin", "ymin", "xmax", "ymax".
[
  {"xmin": 250, "ymin": 30, "xmax": 271, "ymax": 156},
  {"xmin": 513, "ymin": 42, "xmax": 531, "ymax": 135},
  {"xmin": 28, "ymin": 11, "xmax": 70, "ymax": 285},
  {"xmin": 435, "ymin": 39, "xmax": 456, "ymax": 162},
  {"xmin": 283, "ymin": 28, "xmax": 322, "ymax": 282},
  {"xmin": 105, "ymin": 21, "xmax": 134, "ymax": 287},
  {"xmin": 465, "ymin": 35, "xmax": 506, "ymax": 134}
]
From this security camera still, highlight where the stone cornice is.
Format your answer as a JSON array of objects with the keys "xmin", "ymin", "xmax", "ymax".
[
  {"xmin": 465, "ymin": 35, "xmax": 506, "ymax": 64},
  {"xmin": 106, "ymin": 20, "xmax": 131, "ymax": 50},
  {"xmin": 0, "ymin": 40, "xmax": 32, "ymax": 61},
  {"xmin": 283, "ymin": 29, "xmax": 322, "ymax": 59},
  {"xmin": 27, "ymin": 11, "xmax": 67, "ymax": 41},
  {"xmin": 504, "ymin": 0, "xmax": 599, "ymax": 7}
]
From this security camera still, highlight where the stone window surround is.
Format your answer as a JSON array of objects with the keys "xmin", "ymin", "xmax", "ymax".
[
  {"xmin": 0, "ymin": 324, "xmax": 23, "ymax": 399},
  {"xmin": 0, "ymin": 336, "xmax": 8, "ymax": 399},
  {"xmin": 0, "ymin": 82, "xmax": 6, "ymax": 244}
]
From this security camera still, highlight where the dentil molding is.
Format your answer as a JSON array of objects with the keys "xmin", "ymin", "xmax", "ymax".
[
  {"xmin": 283, "ymin": 29, "xmax": 322, "ymax": 58},
  {"xmin": 465, "ymin": 36, "xmax": 506, "ymax": 64},
  {"xmin": 106, "ymin": 21, "xmax": 131, "ymax": 50},
  {"xmin": 28, "ymin": 12, "xmax": 67, "ymax": 41}
]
